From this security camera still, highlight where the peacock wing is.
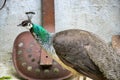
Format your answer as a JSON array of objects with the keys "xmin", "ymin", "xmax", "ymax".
[{"xmin": 52, "ymin": 29, "xmax": 107, "ymax": 80}]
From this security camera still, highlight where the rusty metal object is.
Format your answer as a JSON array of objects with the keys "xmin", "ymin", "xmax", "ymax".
[
  {"xmin": 13, "ymin": 31, "xmax": 72, "ymax": 80},
  {"xmin": 40, "ymin": 49, "xmax": 53, "ymax": 66},
  {"xmin": 40, "ymin": 0, "xmax": 54, "ymax": 67},
  {"xmin": 41, "ymin": 0, "xmax": 55, "ymax": 32}
]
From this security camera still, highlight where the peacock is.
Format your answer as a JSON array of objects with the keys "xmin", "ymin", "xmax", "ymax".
[{"xmin": 18, "ymin": 12, "xmax": 120, "ymax": 80}]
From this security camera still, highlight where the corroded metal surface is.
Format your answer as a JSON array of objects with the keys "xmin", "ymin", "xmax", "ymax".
[
  {"xmin": 41, "ymin": 0, "xmax": 55, "ymax": 32},
  {"xmin": 12, "ymin": 31, "xmax": 72, "ymax": 80},
  {"xmin": 41, "ymin": 0, "xmax": 55, "ymax": 66}
]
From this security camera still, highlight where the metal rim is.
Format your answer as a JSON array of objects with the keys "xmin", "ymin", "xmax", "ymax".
[{"xmin": 12, "ymin": 31, "xmax": 72, "ymax": 80}]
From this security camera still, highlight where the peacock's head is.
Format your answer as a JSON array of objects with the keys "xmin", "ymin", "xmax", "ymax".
[
  {"xmin": 18, "ymin": 20, "xmax": 33, "ymax": 30},
  {"xmin": 18, "ymin": 12, "xmax": 35, "ymax": 30}
]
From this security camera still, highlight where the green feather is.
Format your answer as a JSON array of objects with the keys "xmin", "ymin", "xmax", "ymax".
[
  {"xmin": 32, "ymin": 23, "xmax": 56, "ymax": 57},
  {"xmin": 32, "ymin": 24, "xmax": 50, "ymax": 43}
]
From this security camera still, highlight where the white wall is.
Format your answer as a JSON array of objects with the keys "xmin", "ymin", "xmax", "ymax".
[
  {"xmin": 0, "ymin": 0, "xmax": 41, "ymax": 52},
  {"xmin": 55, "ymin": 0, "xmax": 120, "ymax": 42}
]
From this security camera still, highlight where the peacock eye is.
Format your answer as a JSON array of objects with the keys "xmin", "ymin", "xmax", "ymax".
[
  {"xmin": 23, "ymin": 22, "xmax": 26, "ymax": 25},
  {"xmin": 22, "ymin": 22, "xmax": 27, "ymax": 26},
  {"xmin": 28, "ymin": 23, "xmax": 31, "ymax": 26}
]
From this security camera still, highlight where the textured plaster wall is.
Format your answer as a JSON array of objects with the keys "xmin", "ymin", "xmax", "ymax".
[
  {"xmin": 0, "ymin": 0, "xmax": 120, "ymax": 79},
  {"xmin": 0, "ymin": 0, "xmax": 41, "ymax": 53},
  {"xmin": 0, "ymin": 0, "xmax": 41, "ymax": 78},
  {"xmin": 55, "ymin": 0, "xmax": 120, "ymax": 42}
]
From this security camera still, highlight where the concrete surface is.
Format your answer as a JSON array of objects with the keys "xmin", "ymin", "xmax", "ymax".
[
  {"xmin": 55, "ymin": 0, "xmax": 120, "ymax": 42},
  {"xmin": 0, "ymin": 0, "xmax": 120, "ymax": 80}
]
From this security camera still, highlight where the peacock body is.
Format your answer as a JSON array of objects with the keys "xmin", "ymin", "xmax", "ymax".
[{"xmin": 19, "ymin": 20, "xmax": 120, "ymax": 80}]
